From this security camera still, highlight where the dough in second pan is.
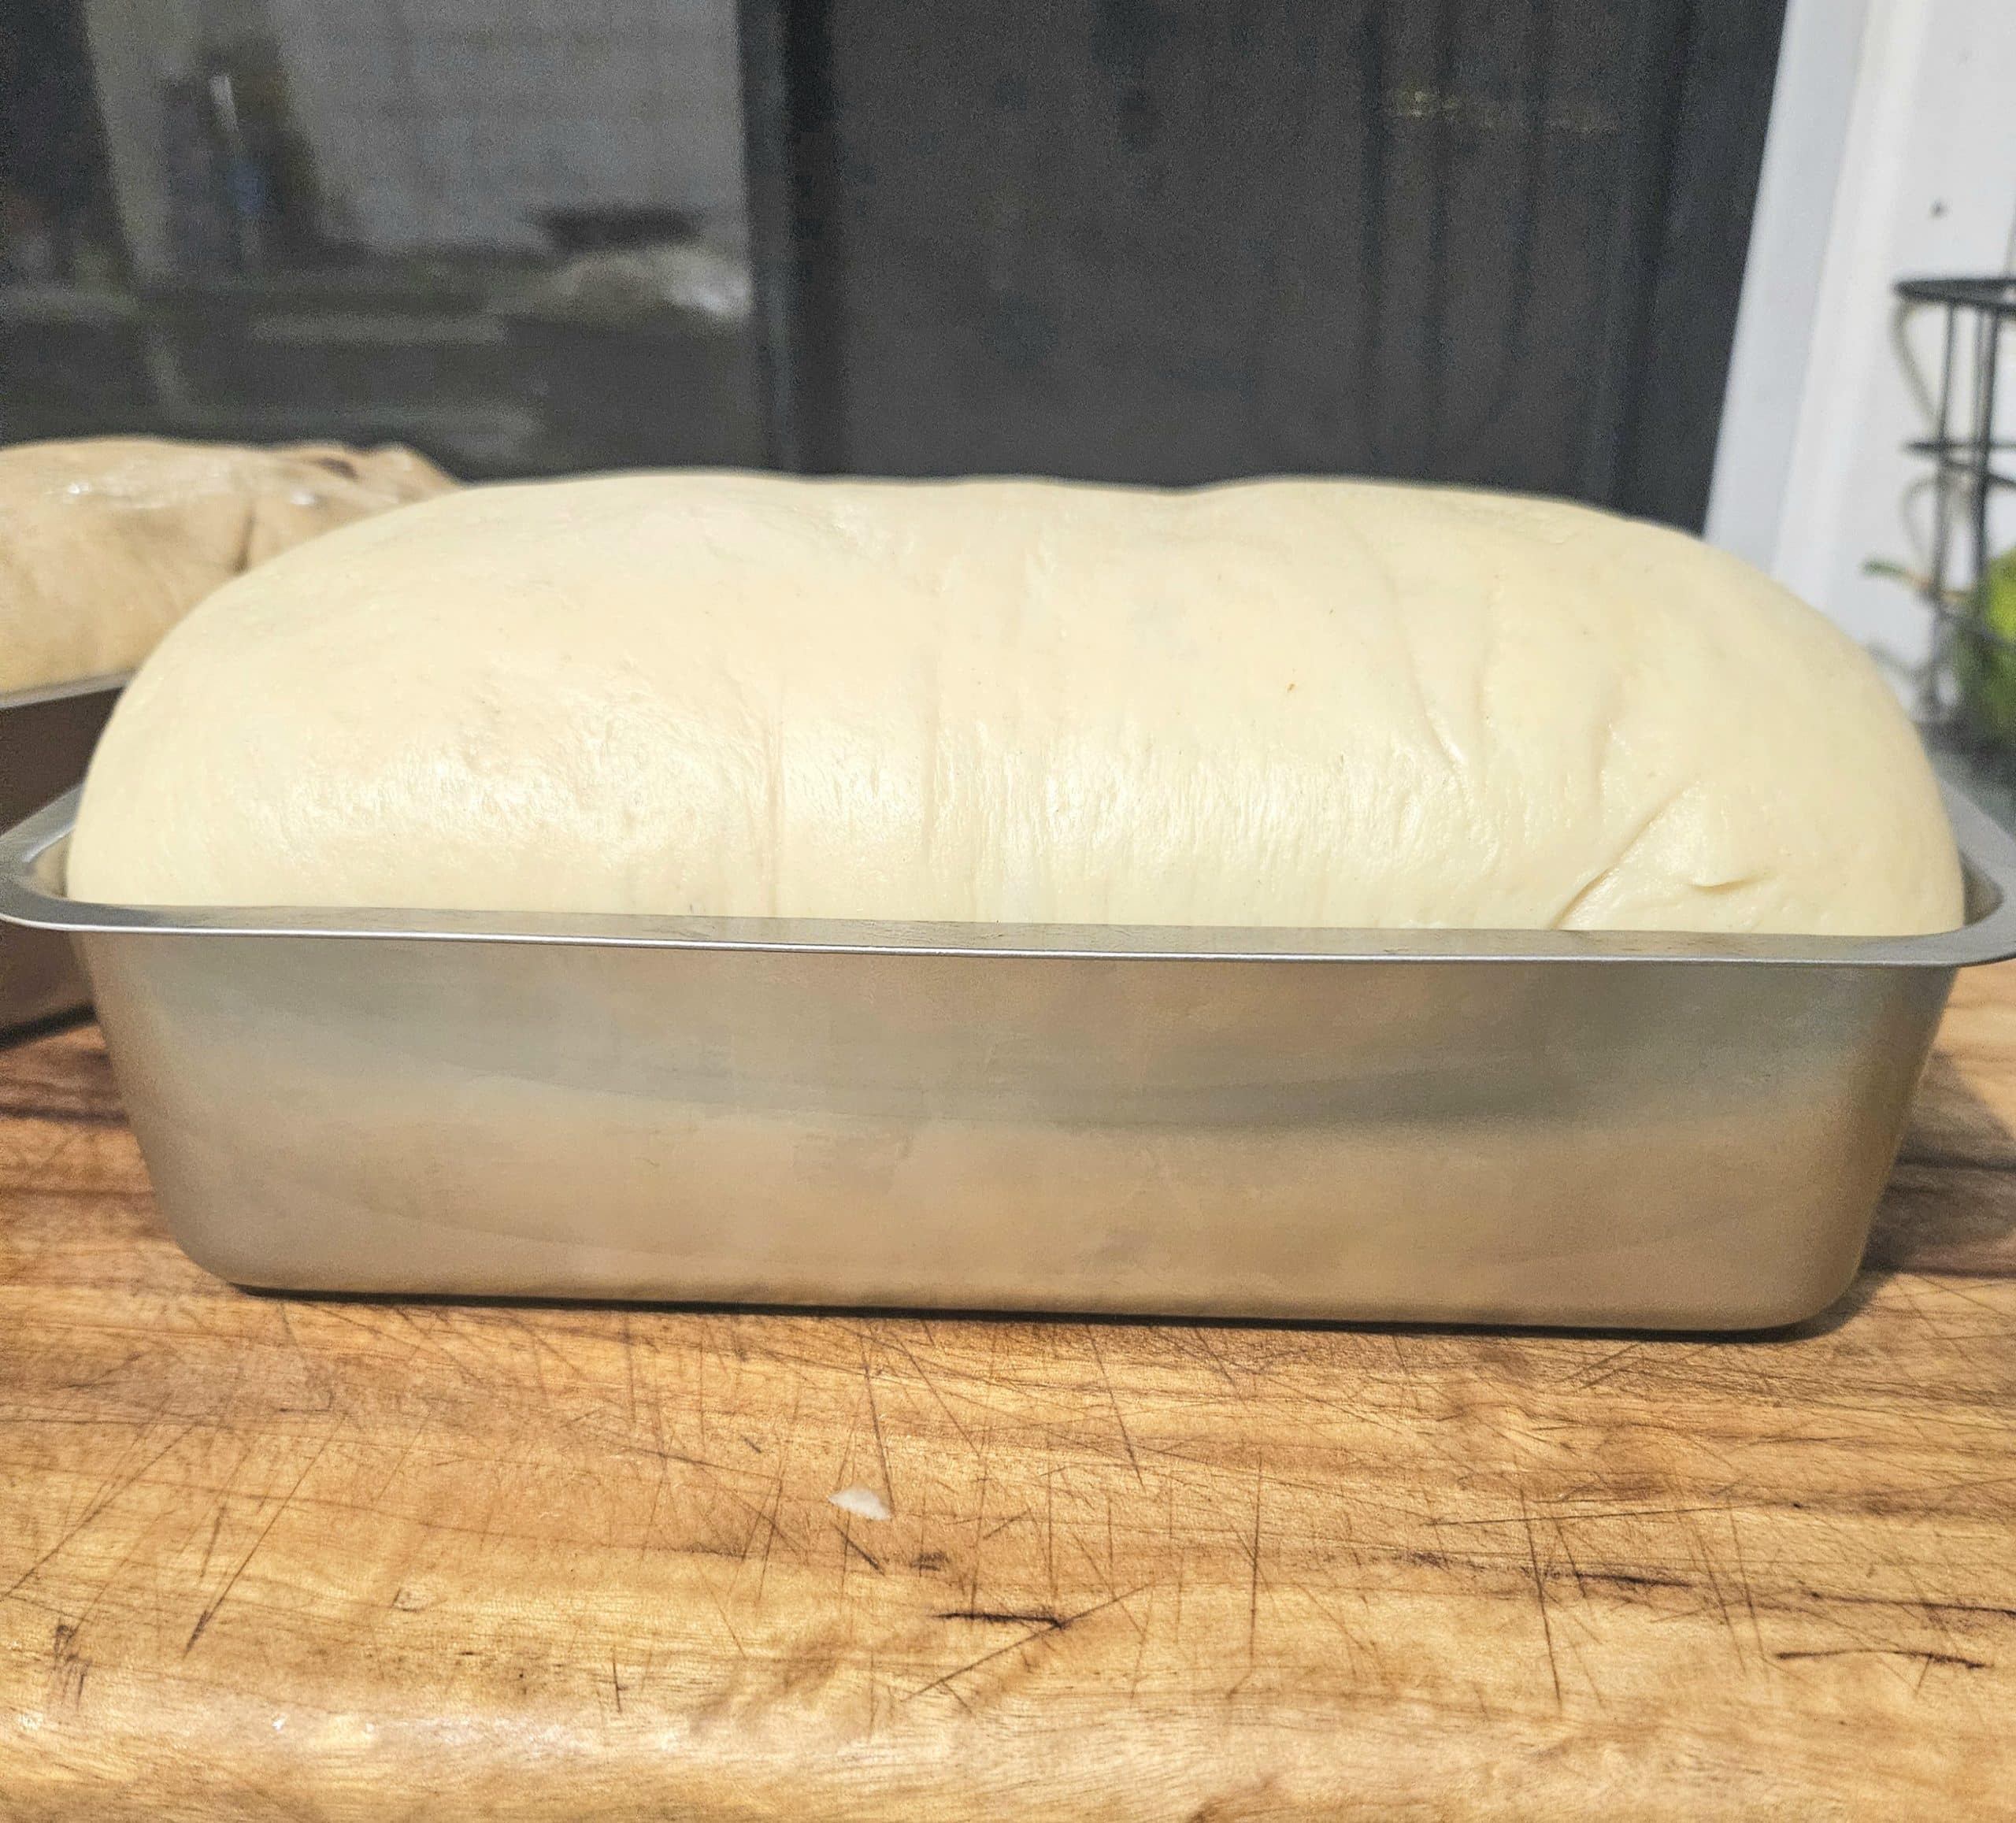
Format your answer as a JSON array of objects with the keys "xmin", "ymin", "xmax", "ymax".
[{"xmin": 0, "ymin": 435, "xmax": 454, "ymax": 694}]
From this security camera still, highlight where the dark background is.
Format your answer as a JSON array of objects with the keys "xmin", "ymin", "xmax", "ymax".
[{"xmin": 2, "ymin": 0, "xmax": 1785, "ymax": 529}]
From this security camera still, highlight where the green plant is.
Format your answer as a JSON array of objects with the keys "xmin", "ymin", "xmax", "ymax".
[{"xmin": 1866, "ymin": 548, "xmax": 2016, "ymax": 745}]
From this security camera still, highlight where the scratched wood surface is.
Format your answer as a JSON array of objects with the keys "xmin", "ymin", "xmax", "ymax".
[{"xmin": 2, "ymin": 976, "xmax": 2014, "ymax": 1821}]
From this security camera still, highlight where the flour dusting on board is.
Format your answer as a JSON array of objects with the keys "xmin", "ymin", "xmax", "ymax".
[{"xmin": 828, "ymin": 1485, "xmax": 891, "ymax": 1521}]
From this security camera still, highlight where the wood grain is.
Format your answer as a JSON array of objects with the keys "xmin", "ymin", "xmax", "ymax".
[{"xmin": 2, "ymin": 969, "xmax": 2015, "ymax": 1820}]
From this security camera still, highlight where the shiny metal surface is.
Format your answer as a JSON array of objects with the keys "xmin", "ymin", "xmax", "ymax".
[
  {"xmin": 6, "ymin": 784, "xmax": 2016, "ymax": 1329},
  {"xmin": 0, "ymin": 679, "xmax": 124, "ymax": 1032}
]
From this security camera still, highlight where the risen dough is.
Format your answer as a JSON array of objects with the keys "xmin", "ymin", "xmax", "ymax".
[
  {"xmin": 69, "ymin": 472, "xmax": 1963, "ymax": 935},
  {"xmin": 0, "ymin": 436, "xmax": 454, "ymax": 693}
]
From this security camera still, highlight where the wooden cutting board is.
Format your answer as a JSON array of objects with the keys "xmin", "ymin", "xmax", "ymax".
[{"xmin": 2, "ymin": 973, "xmax": 2014, "ymax": 1821}]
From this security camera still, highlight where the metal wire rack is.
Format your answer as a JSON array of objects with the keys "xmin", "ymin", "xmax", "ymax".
[{"xmin": 1899, "ymin": 275, "xmax": 2016, "ymax": 754}]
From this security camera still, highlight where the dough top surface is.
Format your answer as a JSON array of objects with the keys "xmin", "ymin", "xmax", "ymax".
[{"xmin": 67, "ymin": 472, "xmax": 1964, "ymax": 936}]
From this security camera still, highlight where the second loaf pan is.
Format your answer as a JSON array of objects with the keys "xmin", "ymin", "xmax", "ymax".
[{"xmin": 0, "ymin": 676, "xmax": 124, "ymax": 1033}]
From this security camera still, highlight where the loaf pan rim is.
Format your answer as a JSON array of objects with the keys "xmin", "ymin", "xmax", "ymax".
[{"xmin": 5, "ymin": 784, "xmax": 2013, "ymax": 969}]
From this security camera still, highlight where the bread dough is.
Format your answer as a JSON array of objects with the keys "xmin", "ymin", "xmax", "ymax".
[
  {"xmin": 68, "ymin": 472, "xmax": 1964, "ymax": 935},
  {"xmin": 0, "ymin": 437, "xmax": 454, "ymax": 694}
]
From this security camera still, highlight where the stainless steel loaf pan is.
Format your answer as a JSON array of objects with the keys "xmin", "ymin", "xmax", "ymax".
[
  {"xmin": 0, "ymin": 677, "xmax": 124, "ymax": 1033},
  {"xmin": 6, "ymin": 782, "xmax": 2015, "ymax": 1331}
]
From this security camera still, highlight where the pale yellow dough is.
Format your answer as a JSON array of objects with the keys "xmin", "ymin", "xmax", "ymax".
[
  {"xmin": 0, "ymin": 436, "xmax": 454, "ymax": 693},
  {"xmin": 68, "ymin": 472, "xmax": 1964, "ymax": 935}
]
